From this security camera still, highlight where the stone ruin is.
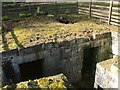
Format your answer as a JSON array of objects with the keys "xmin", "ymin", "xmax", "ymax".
[
  {"xmin": 94, "ymin": 31, "xmax": 120, "ymax": 89},
  {"xmin": 1, "ymin": 30, "xmax": 113, "ymax": 88}
]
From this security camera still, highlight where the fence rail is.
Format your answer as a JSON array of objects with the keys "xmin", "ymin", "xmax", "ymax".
[
  {"xmin": 2, "ymin": 1, "xmax": 120, "ymax": 26},
  {"xmin": 78, "ymin": 1, "xmax": 120, "ymax": 27}
]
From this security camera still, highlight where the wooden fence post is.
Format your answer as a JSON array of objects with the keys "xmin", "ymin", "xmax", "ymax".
[
  {"xmin": 89, "ymin": 0, "xmax": 92, "ymax": 18},
  {"xmin": 108, "ymin": 1, "xmax": 113, "ymax": 25},
  {"xmin": 55, "ymin": 1, "xmax": 58, "ymax": 16},
  {"xmin": 28, "ymin": 2, "xmax": 31, "ymax": 14},
  {"xmin": 37, "ymin": 6, "xmax": 40, "ymax": 13},
  {"xmin": 77, "ymin": 0, "xmax": 79, "ymax": 14}
]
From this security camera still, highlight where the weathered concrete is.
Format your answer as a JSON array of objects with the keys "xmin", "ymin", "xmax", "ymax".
[
  {"xmin": 112, "ymin": 31, "xmax": 120, "ymax": 56},
  {"xmin": 94, "ymin": 56, "xmax": 120, "ymax": 89},
  {"xmin": 2, "ymin": 73, "xmax": 73, "ymax": 89},
  {"xmin": 1, "ymin": 32, "xmax": 112, "ymax": 86}
]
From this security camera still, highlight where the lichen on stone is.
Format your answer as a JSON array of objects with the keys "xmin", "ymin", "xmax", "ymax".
[{"xmin": 2, "ymin": 74, "xmax": 72, "ymax": 89}]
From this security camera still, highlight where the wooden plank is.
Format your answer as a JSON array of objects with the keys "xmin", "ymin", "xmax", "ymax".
[
  {"xmin": 91, "ymin": 8, "xmax": 109, "ymax": 14},
  {"xmin": 78, "ymin": 11, "xmax": 88, "ymax": 15},
  {"xmin": 91, "ymin": 5, "xmax": 109, "ymax": 9},
  {"xmin": 111, "ymin": 15, "xmax": 120, "ymax": 20},
  {"xmin": 79, "ymin": 7, "xmax": 89, "ymax": 11},
  {"xmin": 79, "ymin": 9, "xmax": 89, "ymax": 13},
  {"xmin": 112, "ymin": 7, "xmax": 119, "ymax": 10},
  {"xmin": 112, "ymin": 12, "xmax": 120, "ymax": 16},
  {"xmin": 113, "ymin": 1, "xmax": 120, "ymax": 5},
  {"xmin": 100, "ymin": 19, "xmax": 108, "ymax": 23},
  {"xmin": 91, "ymin": 12, "xmax": 108, "ymax": 17},
  {"xmin": 110, "ymin": 22, "xmax": 120, "ymax": 26},
  {"xmin": 92, "ymin": 14, "xmax": 108, "ymax": 20},
  {"xmin": 78, "ymin": 4, "xmax": 89, "ymax": 7},
  {"xmin": 111, "ymin": 18, "xmax": 120, "ymax": 23}
]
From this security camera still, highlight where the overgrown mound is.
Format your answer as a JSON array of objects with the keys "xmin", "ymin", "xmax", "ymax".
[{"xmin": 1, "ymin": 74, "xmax": 73, "ymax": 89}]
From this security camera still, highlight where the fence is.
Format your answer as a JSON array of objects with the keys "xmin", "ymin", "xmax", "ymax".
[
  {"xmin": 78, "ymin": 1, "xmax": 120, "ymax": 27},
  {"xmin": 2, "ymin": 1, "xmax": 120, "ymax": 26}
]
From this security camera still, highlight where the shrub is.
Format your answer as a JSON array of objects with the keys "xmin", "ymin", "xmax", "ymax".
[
  {"xmin": 2, "ymin": 16, "xmax": 10, "ymax": 21},
  {"xmin": 19, "ymin": 13, "xmax": 31, "ymax": 18}
]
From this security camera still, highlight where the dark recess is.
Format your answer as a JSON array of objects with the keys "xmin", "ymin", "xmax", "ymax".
[
  {"xmin": 81, "ymin": 47, "xmax": 100, "ymax": 88},
  {"xmin": 19, "ymin": 59, "xmax": 44, "ymax": 81}
]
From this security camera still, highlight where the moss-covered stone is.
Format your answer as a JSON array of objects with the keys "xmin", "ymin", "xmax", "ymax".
[
  {"xmin": 2, "ymin": 74, "xmax": 73, "ymax": 89},
  {"xmin": 1, "ymin": 14, "xmax": 117, "ymax": 51}
]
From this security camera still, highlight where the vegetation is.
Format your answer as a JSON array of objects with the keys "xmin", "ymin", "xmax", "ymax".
[
  {"xmin": 0, "ymin": 14, "xmax": 118, "ymax": 51},
  {"xmin": 19, "ymin": 13, "xmax": 31, "ymax": 18},
  {"xmin": 2, "ymin": 16, "xmax": 10, "ymax": 21},
  {"xmin": 1, "ymin": 2, "xmax": 118, "ymax": 51},
  {"xmin": 1, "ymin": 74, "xmax": 72, "ymax": 89}
]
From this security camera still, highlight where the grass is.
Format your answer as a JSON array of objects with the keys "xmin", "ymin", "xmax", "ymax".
[{"xmin": 1, "ymin": 14, "xmax": 118, "ymax": 51}]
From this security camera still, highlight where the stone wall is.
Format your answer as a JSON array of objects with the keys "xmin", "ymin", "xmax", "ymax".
[
  {"xmin": 93, "ymin": 31, "xmax": 120, "ymax": 89},
  {"xmin": 94, "ymin": 57, "xmax": 119, "ymax": 89},
  {"xmin": 1, "ymin": 32, "xmax": 112, "ymax": 86},
  {"xmin": 111, "ymin": 31, "xmax": 120, "ymax": 56}
]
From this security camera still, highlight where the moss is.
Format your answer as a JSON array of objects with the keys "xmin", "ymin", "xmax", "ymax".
[
  {"xmin": 1, "ymin": 14, "xmax": 117, "ymax": 51},
  {"xmin": 49, "ymin": 81, "xmax": 66, "ymax": 89},
  {"xmin": 16, "ymin": 81, "xmax": 29, "ymax": 88},
  {"xmin": 2, "ymin": 74, "xmax": 72, "ymax": 89},
  {"xmin": 28, "ymin": 80, "xmax": 39, "ymax": 89}
]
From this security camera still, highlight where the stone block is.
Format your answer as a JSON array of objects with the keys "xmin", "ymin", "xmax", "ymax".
[
  {"xmin": 24, "ymin": 46, "xmax": 34, "ymax": 54},
  {"xmin": 81, "ymin": 37, "xmax": 90, "ymax": 43},
  {"xmin": 38, "ymin": 51, "xmax": 45, "ymax": 59},
  {"xmin": 11, "ymin": 56, "xmax": 24, "ymax": 64},
  {"xmin": 94, "ymin": 32, "xmax": 111, "ymax": 40},
  {"xmin": 77, "ymin": 47, "xmax": 81, "ymax": 52},
  {"xmin": 33, "ymin": 44, "xmax": 45, "ymax": 53},
  {"xmin": 82, "ymin": 42, "xmax": 91, "ymax": 48},
  {"xmin": 71, "ymin": 50, "xmax": 78, "ymax": 56},
  {"xmin": 59, "ymin": 40, "xmax": 71, "ymax": 47},
  {"xmin": 72, "ymin": 45, "xmax": 79, "ymax": 51},
  {"xmin": 50, "ymin": 48, "xmax": 60, "ymax": 56},
  {"xmin": 93, "ymin": 40, "xmax": 101, "ymax": 47},
  {"xmin": 2, "ymin": 49, "xmax": 19, "ymax": 57},
  {"xmin": 111, "ymin": 32, "xmax": 120, "ymax": 56},
  {"xmin": 53, "ymin": 42, "xmax": 59, "ymax": 48},
  {"xmin": 62, "ymin": 49, "xmax": 72, "ymax": 59},
  {"xmin": 70, "ymin": 39, "xmax": 76, "ymax": 45},
  {"xmin": 18, "ymin": 48, "xmax": 25, "ymax": 56},
  {"xmin": 76, "ymin": 38, "xmax": 83, "ymax": 44},
  {"xmin": 23, "ymin": 54, "xmax": 37, "ymax": 63},
  {"xmin": 102, "ymin": 32, "xmax": 111, "ymax": 39},
  {"xmin": 44, "ymin": 50, "xmax": 51, "ymax": 57},
  {"xmin": 44, "ymin": 43, "xmax": 53, "ymax": 50}
]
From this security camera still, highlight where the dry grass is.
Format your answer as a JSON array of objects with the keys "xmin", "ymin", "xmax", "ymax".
[{"xmin": 1, "ymin": 14, "xmax": 118, "ymax": 51}]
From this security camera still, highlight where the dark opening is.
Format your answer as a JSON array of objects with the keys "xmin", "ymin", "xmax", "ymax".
[
  {"xmin": 56, "ymin": 17, "xmax": 75, "ymax": 24},
  {"xmin": 81, "ymin": 47, "xmax": 100, "ymax": 88},
  {"xmin": 2, "ymin": 60, "xmax": 16, "ymax": 84},
  {"xmin": 19, "ymin": 59, "xmax": 44, "ymax": 81}
]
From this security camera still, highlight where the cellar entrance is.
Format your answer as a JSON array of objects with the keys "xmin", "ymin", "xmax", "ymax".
[
  {"xmin": 80, "ymin": 47, "xmax": 100, "ymax": 88},
  {"xmin": 19, "ymin": 59, "xmax": 44, "ymax": 81}
]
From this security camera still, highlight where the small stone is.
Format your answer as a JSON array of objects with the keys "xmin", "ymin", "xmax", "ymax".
[{"xmin": 29, "ymin": 38, "xmax": 32, "ymax": 42}]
